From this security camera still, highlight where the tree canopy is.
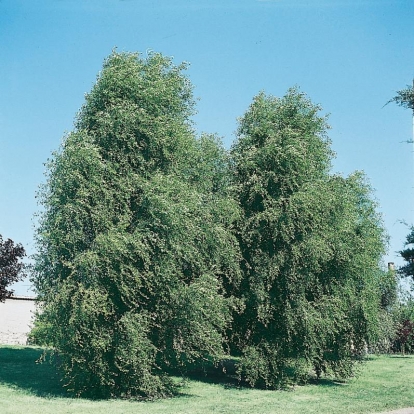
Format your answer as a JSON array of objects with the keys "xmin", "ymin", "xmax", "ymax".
[
  {"xmin": 399, "ymin": 227, "xmax": 414, "ymax": 282},
  {"xmin": 231, "ymin": 89, "xmax": 386, "ymax": 387},
  {"xmin": 32, "ymin": 51, "xmax": 240, "ymax": 398}
]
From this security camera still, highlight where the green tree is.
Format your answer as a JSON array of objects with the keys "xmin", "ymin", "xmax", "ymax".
[
  {"xmin": 0, "ymin": 235, "xmax": 26, "ymax": 301},
  {"xmin": 367, "ymin": 266, "xmax": 399, "ymax": 354},
  {"xmin": 399, "ymin": 227, "xmax": 414, "ymax": 281},
  {"xmin": 391, "ymin": 227, "xmax": 414, "ymax": 354},
  {"xmin": 231, "ymin": 89, "xmax": 386, "ymax": 388},
  {"xmin": 32, "ymin": 51, "xmax": 240, "ymax": 398}
]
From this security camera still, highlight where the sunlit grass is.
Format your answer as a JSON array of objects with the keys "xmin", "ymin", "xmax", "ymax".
[{"xmin": 1, "ymin": 345, "xmax": 413, "ymax": 414}]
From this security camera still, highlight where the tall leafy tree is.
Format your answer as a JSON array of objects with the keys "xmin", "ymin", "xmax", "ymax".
[
  {"xmin": 32, "ymin": 51, "xmax": 240, "ymax": 398},
  {"xmin": 388, "ymin": 81, "xmax": 414, "ymax": 285},
  {"xmin": 0, "ymin": 235, "xmax": 26, "ymax": 301},
  {"xmin": 399, "ymin": 227, "xmax": 414, "ymax": 282},
  {"xmin": 231, "ymin": 89, "xmax": 386, "ymax": 387}
]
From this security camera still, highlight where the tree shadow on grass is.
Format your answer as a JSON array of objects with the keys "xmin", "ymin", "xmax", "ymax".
[
  {"xmin": 307, "ymin": 378, "xmax": 348, "ymax": 388},
  {"xmin": 0, "ymin": 346, "xmax": 67, "ymax": 398},
  {"xmin": 387, "ymin": 354, "xmax": 414, "ymax": 359},
  {"xmin": 178, "ymin": 358, "xmax": 347, "ymax": 392},
  {"xmin": 0, "ymin": 347, "xmax": 349, "ymax": 401},
  {"xmin": 0, "ymin": 346, "xmax": 240, "ymax": 400},
  {"xmin": 180, "ymin": 358, "xmax": 245, "ymax": 391}
]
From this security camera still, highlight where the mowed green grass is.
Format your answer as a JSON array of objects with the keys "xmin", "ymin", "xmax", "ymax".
[{"xmin": 0, "ymin": 346, "xmax": 413, "ymax": 414}]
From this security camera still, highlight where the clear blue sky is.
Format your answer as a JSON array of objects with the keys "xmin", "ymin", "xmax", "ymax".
[{"xmin": 1, "ymin": 0, "xmax": 414, "ymax": 295}]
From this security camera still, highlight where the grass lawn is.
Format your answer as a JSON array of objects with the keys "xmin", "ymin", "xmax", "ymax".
[{"xmin": 0, "ymin": 346, "xmax": 413, "ymax": 414}]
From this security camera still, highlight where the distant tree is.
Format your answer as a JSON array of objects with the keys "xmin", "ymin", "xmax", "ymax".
[
  {"xmin": 377, "ymin": 266, "xmax": 398, "ymax": 311},
  {"xmin": 368, "ymin": 266, "xmax": 399, "ymax": 354},
  {"xmin": 394, "ymin": 227, "xmax": 414, "ymax": 352},
  {"xmin": 0, "ymin": 235, "xmax": 26, "ymax": 301},
  {"xmin": 231, "ymin": 89, "xmax": 386, "ymax": 388},
  {"xmin": 387, "ymin": 85, "xmax": 414, "ymax": 275},
  {"xmin": 399, "ymin": 227, "xmax": 414, "ymax": 281},
  {"xmin": 32, "ymin": 51, "xmax": 241, "ymax": 399},
  {"xmin": 392, "ymin": 297, "xmax": 414, "ymax": 354}
]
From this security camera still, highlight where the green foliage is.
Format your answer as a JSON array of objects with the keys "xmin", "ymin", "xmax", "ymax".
[
  {"xmin": 387, "ymin": 83, "xmax": 414, "ymax": 111},
  {"xmin": 391, "ymin": 297, "xmax": 414, "ymax": 354},
  {"xmin": 231, "ymin": 88, "xmax": 387, "ymax": 388},
  {"xmin": 32, "ymin": 51, "xmax": 240, "ymax": 398},
  {"xmin": 393, "ymin": 228, "xmax": 414, "ymax": 354},
  {"xmin": 0, "ymin": 235, "xmax": 26, "ymax": 301},
  {"xmin": 367, "ymin": 268, "xmax": 399, "ymax": 354},
  {"xmin": 377, "ymin": 268, "xmax": 398, "ymax": 311},
  {"xmin": 399, "ymin": 227, "xmax": 414, "ymax": 281},
  {"xmin": 32, "ymin": 52, "xmax": 389, "ymax": 396}
]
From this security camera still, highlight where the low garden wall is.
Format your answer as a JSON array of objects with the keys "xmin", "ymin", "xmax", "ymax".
[{"xmin": 0, "ymin": 297, "xmax": 36, "ymax": 345}]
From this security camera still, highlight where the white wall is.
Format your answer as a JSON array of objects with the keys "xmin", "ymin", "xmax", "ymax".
[{"xmin": 0, "ymin": 299, "xmax": 36, "ymax": 345}]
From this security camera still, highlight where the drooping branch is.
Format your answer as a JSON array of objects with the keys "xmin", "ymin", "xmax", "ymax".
[{"xmin": 387, "ymin": 81, "xmax": 414, "ymax": 111}]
